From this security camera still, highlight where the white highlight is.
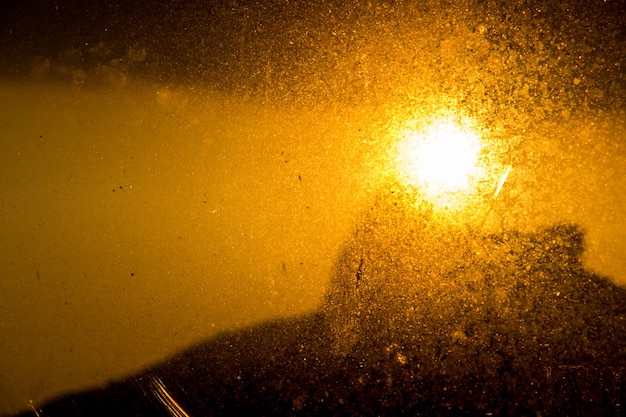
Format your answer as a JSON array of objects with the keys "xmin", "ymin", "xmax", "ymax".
[{"xmin": 396, "ymin": 118, "xmax": 483, "ymax": 207}]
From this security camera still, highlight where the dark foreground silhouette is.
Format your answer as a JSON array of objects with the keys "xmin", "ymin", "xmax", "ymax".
[{"xmin": 12, "ymin": 189, "xmax": 626, "ymax": 416}]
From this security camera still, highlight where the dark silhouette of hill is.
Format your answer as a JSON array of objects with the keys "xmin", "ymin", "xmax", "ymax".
[{"xmin": 11, "ymin": 186, "xmax": 626, "ymax": 416}]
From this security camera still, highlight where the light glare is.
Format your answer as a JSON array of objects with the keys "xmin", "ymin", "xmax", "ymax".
[{"xmin": 396, "ymin": 118, "xmax": 484, "ymax": 209}]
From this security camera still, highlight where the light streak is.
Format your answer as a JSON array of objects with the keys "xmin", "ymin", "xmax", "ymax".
[
  {"xmin": 148, "ymin": 375, "xmax": 191, "ymax": 417},
  {"xmin": 493, "ymin": 164, "xmax": 512, "ymax": 199}
]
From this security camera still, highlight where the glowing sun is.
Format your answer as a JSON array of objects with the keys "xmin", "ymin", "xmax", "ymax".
[{"xmin": 395, "ymin": 118, "xmax": 484, "ymax": 208}]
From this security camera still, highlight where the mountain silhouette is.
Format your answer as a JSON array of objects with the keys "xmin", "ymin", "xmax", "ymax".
[{"xmin": 12, "ymin": 186, "xmax": 626, "ymax": 416}]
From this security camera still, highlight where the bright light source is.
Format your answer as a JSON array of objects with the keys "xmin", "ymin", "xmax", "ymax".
[{"xmin": 395, "ymin": 117, "xmax": 484, "ymax": 209}]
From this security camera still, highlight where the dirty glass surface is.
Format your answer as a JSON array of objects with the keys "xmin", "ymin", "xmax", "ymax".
[{"xmin": 0, "ymin": 0, "xmax": 625, "ymax": 415}]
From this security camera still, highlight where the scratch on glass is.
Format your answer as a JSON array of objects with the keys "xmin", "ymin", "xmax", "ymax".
[
  {"xmin": 148, "ymin": 375, "xmax": 191, "ymax": 417},
  {"xmin": 493, "ymin": 165, "xmax": 512, "ymax": 199}
]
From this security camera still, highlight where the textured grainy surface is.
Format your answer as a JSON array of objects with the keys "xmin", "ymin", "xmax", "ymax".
[
  {"xmin": 2, "ymin": 0, "xmax": 625, "ymax": 414},
  {"xmin": 1, "ymin": 0, "xmax": 624, "ymax": 114}
]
